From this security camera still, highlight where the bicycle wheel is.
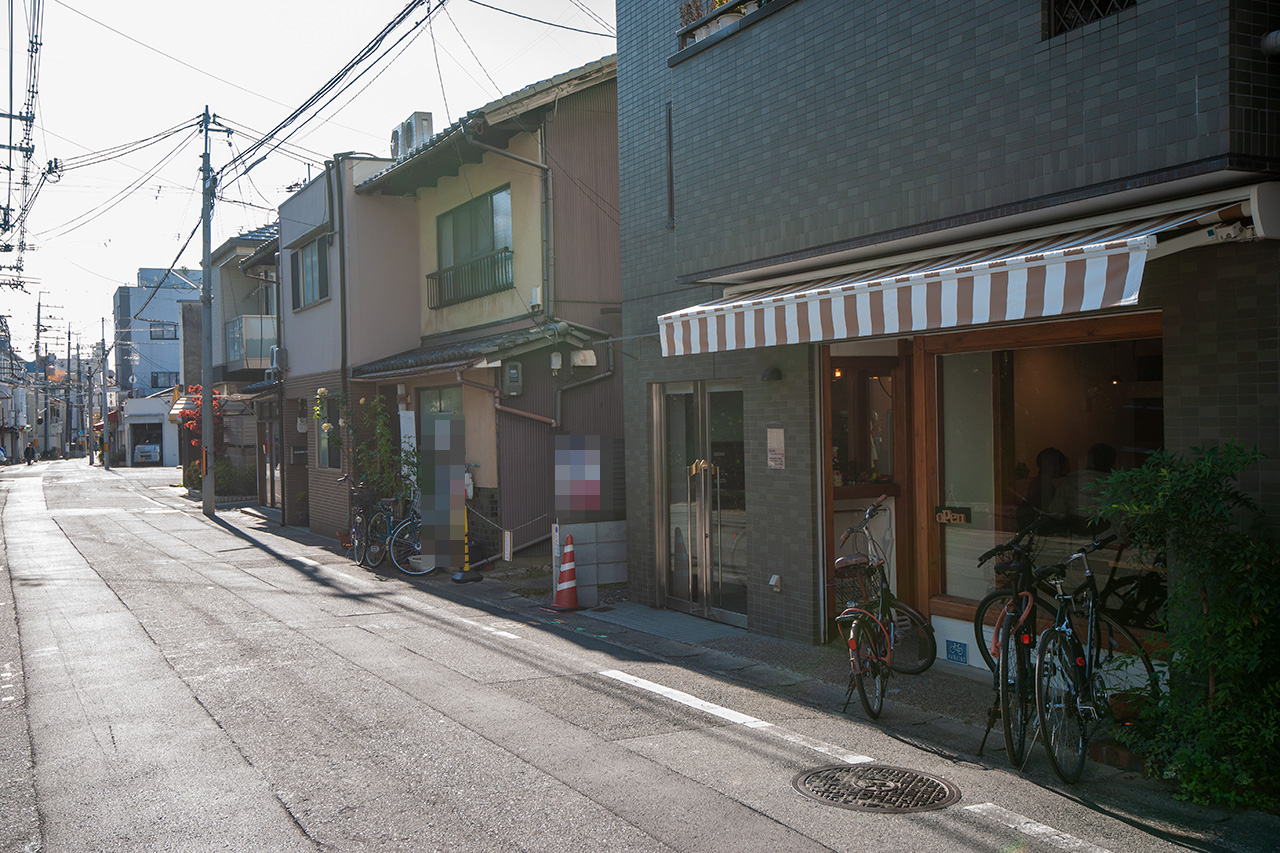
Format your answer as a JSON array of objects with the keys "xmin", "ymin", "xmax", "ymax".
[
  {"xmin": 886, "ymin": 602, "xmax": 937, "ymax": 674},
  {"xmin": 1092, "ymin": 612, "xmax": 1158, "ymax": 725},
  {"xmin": 853, "ymin": 620, "xmax": 887, "ymax": 720},
  {"xmin": 998, "ymin": 614, "xmax": 1033, "ymax": 768},
  {"xmin": 363, "ymin": 511, "xmax": 389, "ymax": 568},
  {"xmin": 391, "ymin": 516, "xmax": 430, "ymax": 575},
  {"xmin": 352, "ymin": 514, "xmax": 369, "ymax": 566},
  {"xmin": 973, "ymin": 590, "xmax": 1012, "ymax": 672},
  {"xmin": 1037, "ymin": 629, "xmax": 1087, "ymax": 783}
]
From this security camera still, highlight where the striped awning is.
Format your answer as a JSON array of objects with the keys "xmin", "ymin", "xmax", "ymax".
[{"xmin": 659, "ymin": 203, "xmax": 1248, "ymax": 357}]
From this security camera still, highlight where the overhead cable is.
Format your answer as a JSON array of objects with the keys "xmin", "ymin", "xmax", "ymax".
[
  {"xmin": 465, "ymin": 0, "xmax": 614, "ymax": 37},
  {"xmin": 218, "ymin": 0, "xmax": 443, "ymax": 188}
]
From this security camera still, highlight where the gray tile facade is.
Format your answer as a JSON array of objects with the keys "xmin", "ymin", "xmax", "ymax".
[{"xmin": 618, "ymin": 0, "xmax": 1280, "ymax": 642}]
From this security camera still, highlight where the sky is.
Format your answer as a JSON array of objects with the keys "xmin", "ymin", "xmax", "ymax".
[{"xmin": 0, "ymin": 0, "xmax": 616, "ymax": 362}]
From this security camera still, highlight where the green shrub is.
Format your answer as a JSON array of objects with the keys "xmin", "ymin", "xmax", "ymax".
[
  {"xmin": 1094, "ymin": 443, "xmax": 1280, "ymax": 810},
  {"xmin": 185, "ymin": 460, "xmax": 256, "ymax": 496}
]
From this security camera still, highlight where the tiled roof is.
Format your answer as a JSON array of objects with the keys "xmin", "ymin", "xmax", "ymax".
[
  {"xmin": 238, "ymin": 222, "xmax": 279, "ymax": 243},
  {"xmin": 352, "ymin": 321, "xmax": 593, "ymax": 379},
  {"xmin": 356, "ymin": 54, "xmax": 616, "ymax": 195}
]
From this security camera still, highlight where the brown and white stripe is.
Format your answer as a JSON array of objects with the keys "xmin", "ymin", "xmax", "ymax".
[{"xmin": 659, "ymin": 204, "xmax": 1243, "ymax": 357}]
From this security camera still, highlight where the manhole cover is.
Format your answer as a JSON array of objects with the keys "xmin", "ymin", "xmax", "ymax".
[{"xmin": 792, "ymin": 764, "xmax": 961, "ymax": 813}]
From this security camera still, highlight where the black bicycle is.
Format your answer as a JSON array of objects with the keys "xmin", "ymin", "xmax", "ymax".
[
  {"xmin": 1034, "ymin": 536, "xmax": 1158, "ymax": 783},
  {"xmin": 833, "ymin": 495, "xmax": 936, "ymax": 719},
  {"xmin": 973, "ymin": 518, "xmax": 1050, "ymax": 768},
  {"xmin": 338, "ymin": 475, "xmax": 380, "ymax": 567}
]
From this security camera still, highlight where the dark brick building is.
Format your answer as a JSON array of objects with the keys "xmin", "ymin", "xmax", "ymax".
[{"xmin": 618, "ymin": 0, "xmax": 1280, "ymax": 653}]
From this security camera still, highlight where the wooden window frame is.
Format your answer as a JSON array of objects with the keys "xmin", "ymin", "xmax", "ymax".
[{"xmin": 911, "ymin": 311, "xmax": 1163, "ymax": 624}]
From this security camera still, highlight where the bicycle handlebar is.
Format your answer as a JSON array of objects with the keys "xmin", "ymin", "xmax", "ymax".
[
  {"xmin": 976, "ymin": 516, "xmax": 1046, "ymax": 567},
  {"xmin": 1032, "ymin": 534, "xmax": 1118, "ymax": 582},
  {"xmin": 837, "ymin": 495, "xmax": 891, "ymax": 549}
]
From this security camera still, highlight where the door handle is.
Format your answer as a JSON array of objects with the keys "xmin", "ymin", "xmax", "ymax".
[{"xmin": 688, "ymin": 459, "xmax": 718, "ymax": 476}]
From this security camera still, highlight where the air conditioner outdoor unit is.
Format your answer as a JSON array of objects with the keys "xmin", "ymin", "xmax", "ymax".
[
  {"xmin": 399, "ymin": 112, "xmax": 432, "ymax": 155},
  {"xmin": 269, "ymin": 345, "xmax": 288, "ymax": 373},
  {"xmin": 390, "ymin": 112, "xmax": 431, "ymax": 158}
]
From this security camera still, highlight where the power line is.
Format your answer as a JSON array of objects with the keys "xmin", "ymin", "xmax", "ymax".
[
  {"xmin": 296, "ymin": 9, "xmax": 437, "ymax": 146},
  {"xmin": 567, "ymin": 0, "xmax": 614, "ymax": 35},
  {"xmin": 35, "ymin": 125, "xmax": 200, "ymax": 241},
  {"xmin": 465, "ymin": 0, "xmax": 614, "ymax": 37},
  {"xmin": 218, "ymin": 0, "xmax": 444, "ymax": 188},
  {"xmin": 50, "ymin": 0, "xmax": 390, "ymax": 146}
]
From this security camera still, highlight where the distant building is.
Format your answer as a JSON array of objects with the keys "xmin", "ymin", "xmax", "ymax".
[{"xmin": 113, "ymin": 268, "xmax": 202, "ymax": 399}]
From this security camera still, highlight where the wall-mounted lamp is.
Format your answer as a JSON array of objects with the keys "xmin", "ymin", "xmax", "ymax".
[
  {"xmin": 761, "ymin": 367, "xmax": 782, "ymax": 382},
  {"xmin": 832, "ymin": 367, "xmax": 843, "ymax": 380}
]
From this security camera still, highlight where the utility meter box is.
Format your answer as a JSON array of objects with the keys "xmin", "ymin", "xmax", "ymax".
[{"xmin": 501, "ymin": 361, "xmax": 523, "ymax": 396}]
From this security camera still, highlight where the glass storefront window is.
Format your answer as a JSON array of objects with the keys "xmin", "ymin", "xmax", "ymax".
[
  {"xmin": 831, "ymin": 361, "xmax": 894, "ymax": 486},
  {"xmin": 939, "ymin": 338, "xmax": 1163, "ymax": 600}
]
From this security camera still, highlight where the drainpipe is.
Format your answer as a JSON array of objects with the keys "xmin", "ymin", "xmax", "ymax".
[
  {"xmin": 327, "ymin": 156, "xmax": 350, "ymax": 412},
  {"xmin": 272, "ymin": 249, "xmax": 285, "ymax": 524},
  {"xmin": 455, "ymin": 369, "xmax": 558, "ymax": 427},
  {"xmin": 554, "ymin": 343, "xmax": 615, "ymax": 428}
]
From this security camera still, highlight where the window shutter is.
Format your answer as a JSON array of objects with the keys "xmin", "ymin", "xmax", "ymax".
[{"xmin": 290, "ymin": 251, "xmax": 301, "ymax": 310}]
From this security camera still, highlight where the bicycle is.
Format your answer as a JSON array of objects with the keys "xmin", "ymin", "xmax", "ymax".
[
  {"xmin": 390, "ymin": 496, "xmax": 429, "ymax": 575},
  {"xmin": 362, "ymin": 497, "xmax": 405, "ymax": 569},
  {"xmin": 972, "ymin": 518, "xmax": 1053, "ymax": 768},
  {"xmin": 833, "ymin": 495, "xmax": 937, "ymax": 719},
  {"xmin": 1034, "ymin": 535, "xmax": 1158, "ymax": 783},
  {"xmin": 338, "ymin": 475, "xmax": 379, "ymax": 567}
]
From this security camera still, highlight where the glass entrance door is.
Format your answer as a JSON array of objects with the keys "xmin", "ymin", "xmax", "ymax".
[{"xmin": 658, "ymin": 381, "xmax": 747, "ymax": 628}]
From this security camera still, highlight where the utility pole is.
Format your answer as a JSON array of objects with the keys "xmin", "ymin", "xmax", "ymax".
[
  {"xmin": 200, "ymin": 106, "xmax": 216, "ymax": 516},
  {"xmin": 86, "ymin": 342, "xmax": 95, "ymax": 466},
  {"xmin": 64, "ymin": 325, "xmax": 71, "ymax": 456},
  {"xmin": 77, "ymin": 339, "xmax": 85, "ymax": 461},
  {"xmin": 101, "ymin": 318, "xmax": 110, "ymax": 471},
  {"xmin": 35, "ymin": 294, "xmax": 43, "ymax": 457}
]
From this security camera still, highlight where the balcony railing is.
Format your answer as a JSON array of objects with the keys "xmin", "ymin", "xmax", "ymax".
[
  {"xmin": 427, "ymin": 248, "xmax": 515, "ymax": 309},
  {"xmin": 677, "ymin": 0, "xmax": 769, "ymax": 51},
  {"xmin": 225, "ymin": 314, "xmax": 276, "ymax": 371}
]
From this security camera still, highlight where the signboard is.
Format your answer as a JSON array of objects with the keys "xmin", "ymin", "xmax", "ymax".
[
  {"xmin": 767, "ymin": 428, "xmax": 785, "ymax": 469},
  {"xmin": 934, "ymin": 506, "xmax": 972, "ymax": 524}
]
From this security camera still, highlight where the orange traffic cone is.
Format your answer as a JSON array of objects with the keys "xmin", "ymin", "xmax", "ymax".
[{"xmin": 548, "ymin": 535, "xmax": 583, "ymax": 611}]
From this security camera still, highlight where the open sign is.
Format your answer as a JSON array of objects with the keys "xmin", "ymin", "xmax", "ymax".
[{"xmin": 935, "ymin": 506, "xmax": 971, "ymax": 524}]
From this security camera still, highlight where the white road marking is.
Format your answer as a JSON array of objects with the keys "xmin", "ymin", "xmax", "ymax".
[
  {"xmin": 966, "ymin": 803, "xmax": 1115, "ymax": 853},
  {"xmin": 293, "ymin": 557, "xmax": 321, "ymax": 567},
  {"xmin": 458, "ymin": 617, "xmax": 521, "ymax": 640},
  {"xmin": 599, "ymin": 669, "xmax": 873, "ymax": 765}
]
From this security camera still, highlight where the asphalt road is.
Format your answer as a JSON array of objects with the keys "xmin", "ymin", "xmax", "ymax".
[{"xmin": 0, "ymin": 460, "xmax": 1273, "ymax": 852}]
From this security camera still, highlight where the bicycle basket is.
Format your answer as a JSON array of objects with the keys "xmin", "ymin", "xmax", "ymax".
[
  {"xmin": 834, "ymin": 554, "xmax": 883, "ymax": 608},
  {"xmin": 348, "ymin": 484, "xmax": 378, "ymax": 508}
]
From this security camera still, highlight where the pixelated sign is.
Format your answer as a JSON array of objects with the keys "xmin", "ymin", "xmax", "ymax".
[
  {"xmin": 554, "ymin": 435, "xmax": 624, "ymax": 523},
  {"xmin": 418, "ymin": 414, "xmax": 467, "ymax": 570}
]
